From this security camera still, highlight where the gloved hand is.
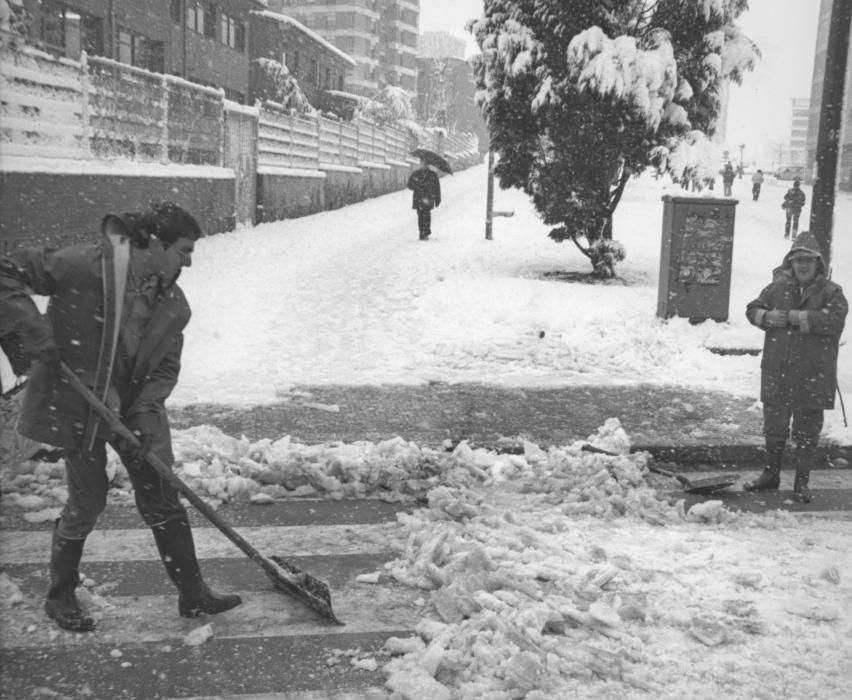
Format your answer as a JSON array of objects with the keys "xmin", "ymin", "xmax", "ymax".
[
  {"xmin": 764, "ymin": 309, "xmax": 789, "ymax": 328},
  {"xmin": 120, "ymin": 411, "xmax": 160, "ymax": 461},
  {"xmin": 787, "ymin": 310, "xmax": 801, "ymax": 326},
  {"xmin": 15, "ymin": 315, "xmax": 60, "ymax": 369}
]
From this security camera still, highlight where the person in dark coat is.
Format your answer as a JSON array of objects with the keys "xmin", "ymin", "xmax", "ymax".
[
  {"xmin": 782, "ymin": 178, "xmax": 806, "ymax": 238},
  {"xmin": 0, "ymin": 202, "xmax": 241, "ymax": 632},
  {"xmin": 744, "ymin": 231, "xmax": 847, "ymax": 503},
  {"xmin": 721, "ymin": 161, "xmax": 735, "ymax": 196},
  {"xmin": 407, "ymin": 158, "xmax": 441, "ymax": 240},
  {"xmin": 751, "ymin": 169, "xmax": 764, "ymax": 201}
]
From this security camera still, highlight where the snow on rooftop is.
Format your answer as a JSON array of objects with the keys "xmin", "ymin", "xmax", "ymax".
[{"xmin": 252, "ymin": 10, "xmax": 357, "ymax": 67}]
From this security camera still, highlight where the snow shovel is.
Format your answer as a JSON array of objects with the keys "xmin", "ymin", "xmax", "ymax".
[
  {"xmin": 580, "ymin": 443, "xmax": 740, "ymax": 495},
  {"xmin": 645, "ymin": 463, "xmax": 740, "ymax": 495},
  {"xmin": 60, "ymin": 363, "xmax": 343, "ymax": 625}
]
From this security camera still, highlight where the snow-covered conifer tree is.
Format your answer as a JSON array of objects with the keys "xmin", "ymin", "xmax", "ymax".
[{"xmin": 471, "ymin": 0, "xmax": 758, "ymax": 277}]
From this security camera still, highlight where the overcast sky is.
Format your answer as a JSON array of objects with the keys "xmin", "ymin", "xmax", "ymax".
[{"xmin": 419, "ymin": 0, "xmax": 822, "ymax": 164}]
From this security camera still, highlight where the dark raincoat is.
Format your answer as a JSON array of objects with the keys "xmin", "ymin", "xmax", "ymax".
[
  {"xmin": 746, "ymin": 233, "xmax": 847, "ymax": 409},
  {"xmin": 0, "ymin": 225, "xmax": 190, "ymax": 451},
  {"xmin": 783, "ymin": 185, "xmax": 806, "ymax": 213},
  {"xmin": 407, "ymin": 167, "xmax": 441, "ymax": 210}
]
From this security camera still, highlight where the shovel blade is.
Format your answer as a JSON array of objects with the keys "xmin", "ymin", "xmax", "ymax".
[
  {"xmin": 268, "ymin": 555, "xmax": 344, "ymax": 625},
  {"xmin": 682, "ymin": 474, "xmax": 741, "ymax": 495}
]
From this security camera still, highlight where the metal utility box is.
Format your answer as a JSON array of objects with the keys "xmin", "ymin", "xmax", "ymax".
[{"xmin": 656, "ymin": 196, "xmax": 738, "ymax": 323}]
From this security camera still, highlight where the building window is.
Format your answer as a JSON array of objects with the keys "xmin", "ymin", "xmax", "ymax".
[
  {"xmin": 220, "ymin": 13, "xmax": 245, "ymax": 51},
  {"xmin": 117, "ymin": 27, "xmax": 164, "ymax": 74},
  {"xmin": 37, "ymin": 2, "xmax": 104, "ymax": 59},
  {"xmin": 187, "ymin": 2, "xmax": 215, "ymax": 38},
  {"xmin": 325, "ymin": 67, "xmax": 331, "ymax": 89},
  {"xmin": 170, "ymin": 0, "xmax": 182, "ymax": 23}
]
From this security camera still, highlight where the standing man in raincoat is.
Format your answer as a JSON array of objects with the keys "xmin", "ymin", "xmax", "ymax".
[
  {"xmin": 407, "ymin": 158, "xmax": 442, "ymax": 240},
  {"xmin": 0, "ymin": 202, "xmax": 241, "ymax": 631},
  {"xmin": 744, "ymin": 231, "xmax": 847, "ymax": 503},
  {"xmin": 751, "ymin": 169, "xmax": 764, "ymax": 201},
  {"xmin": 721, "ymin": 161, "xmax": 735, "ymax": 196},
  {"xmin": 782, "ymin": 178, "xmax": 806, "ymax": 238}
]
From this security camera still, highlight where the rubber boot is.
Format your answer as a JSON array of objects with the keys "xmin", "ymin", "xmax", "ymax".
[
  {"xmin": 151, "ymin": 516, "xmax": 242, "ymax": 618},
  {"xmin": 744, "ymin": 442, "xmax": 784, "ymax": 491},
  {"xmin": 793, "ymin": 445, "xmax": 815, "ymax": 503},
  {"xmin": 44, "ymin": 525, "xmax": 96, "ymax": 632}
]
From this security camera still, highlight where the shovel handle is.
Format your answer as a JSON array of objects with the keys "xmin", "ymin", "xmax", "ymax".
[{"xmin": 59, "ymin": 363, "xmax": 297, "ymax": 585}]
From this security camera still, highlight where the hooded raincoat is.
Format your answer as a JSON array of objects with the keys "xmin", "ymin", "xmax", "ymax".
[
  {"xmin": 0, "ymin": 218, "xmax": 190, "ymax": 452},
  {"xmin": 746, "ymin": 232, "xmax": 847, "ymax": 409}
]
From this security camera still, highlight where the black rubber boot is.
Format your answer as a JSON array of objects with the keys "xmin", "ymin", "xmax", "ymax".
[
  {"xmin": 793, "ymin": 445, "xmax": 815, "ymax": 503},
  {"xmin": 45, "ymin": 525, "xmax": 96, "ymax": 632},
  {"xmin": 151, "ymin": 516, "xmax": 242, "ymax": 618},
  {"xmin": 744, "ymin": 442, "xmax": 784, "ymax": 491}
]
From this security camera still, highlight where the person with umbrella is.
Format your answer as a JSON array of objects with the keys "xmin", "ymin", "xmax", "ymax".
[{"xmin": 407, "ymin": 155, "xmax": 442, "ymax": 240}]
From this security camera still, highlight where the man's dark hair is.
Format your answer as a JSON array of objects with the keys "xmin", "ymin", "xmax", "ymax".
[{"xmin": 131, "ymin": 202, "xmax": 202, "ymax": 249}]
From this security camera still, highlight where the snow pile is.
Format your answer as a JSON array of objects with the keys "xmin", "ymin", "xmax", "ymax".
[
  {"xmin": 372, "ymin": 464, "xmax": 849, "ymax": 699},
  {"xmin": 0, "ymin": 419, "xmax": 783, "ymax": 525}
]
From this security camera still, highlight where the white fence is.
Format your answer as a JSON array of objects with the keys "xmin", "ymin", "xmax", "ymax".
[
  {"xmin": 256, "ymin": 101, "xmax": 424, "ymax": 173},
  {"xmin": 0, "ymin": 45, "xmax": 87, "ymax": 159},
  {"xmin": 2, "ymin": 43, "xmax": 477, "ymax": 174}
]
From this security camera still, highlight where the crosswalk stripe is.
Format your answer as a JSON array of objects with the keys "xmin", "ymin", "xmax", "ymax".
[
  {"xmin": 0, "ymin": 522, "xmax": 403, "ymax": 564},
  {"xmin": 0, "ymin": 587, "xmax": 423, "ymax": 649}
]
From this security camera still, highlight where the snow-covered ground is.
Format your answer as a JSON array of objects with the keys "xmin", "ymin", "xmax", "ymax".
[
  {"xmin": 2, "ymin": 166, "xmax": 851, "ymax": 699},
  {"xmin": 3, "ymin": 163, "xmax": 850, "ymax": 442},
  {"xmin": 169, "ymin": 164, "xmax": 849, "ymax": 444}
]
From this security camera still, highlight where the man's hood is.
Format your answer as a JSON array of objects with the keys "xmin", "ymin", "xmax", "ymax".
[{"xmin": 782, "ymin": 230, "xmax": 826, "ymax": 276}]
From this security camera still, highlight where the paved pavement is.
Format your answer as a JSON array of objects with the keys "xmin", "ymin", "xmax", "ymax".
[
  {"xmin": 3, "ymin": 382, "xmax": 852, "ymax": 698},
  {"xmin": 2, "ymin": 478, "xmax": 852, "ymax": 699}
]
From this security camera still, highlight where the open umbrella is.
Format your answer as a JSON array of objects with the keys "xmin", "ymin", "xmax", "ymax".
[{"xmin": 411, "ymin": 147, "xmax": 453, "ymax": 174}]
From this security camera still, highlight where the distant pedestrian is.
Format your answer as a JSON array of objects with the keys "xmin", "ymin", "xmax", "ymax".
[
  {"xmin": 721, "ymin": 162, "xmax": 735, "ymax": 196},
  {"xmin": 407, "ymin": 158, "xmax": 441, "ymax": 240},
  {"xmin": 751, "ymin": 169, "xmax": 764, "ymax": 201},
  {"xmin": 782, "ymin": 178, "xmax": 806, "ymax": 238},
  {"xmin": 744, "ymin": 231, "xmax": 847, "ymax": 503},
  {"xmin": 0, "ymin": 202, "xmax": 241, "ymax": 632}
]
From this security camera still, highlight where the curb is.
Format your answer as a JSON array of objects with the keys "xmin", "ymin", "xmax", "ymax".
[
  {"xmin": 632, "ymin": 444, "xmax": 852, "ymax": 470},
  {"xmin": 491, "ymin": 442, "xmax": 852, "ymax": 471}
]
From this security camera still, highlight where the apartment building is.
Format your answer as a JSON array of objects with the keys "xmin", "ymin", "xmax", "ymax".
[
  {"xmin": 21, "ymin": 0, "xmax": 265, "ymax": 102},
  {"xmin": 249, "ymin": 10, "xmax": 356, "ymax": 106},
  {"xmin": 789, "ymin": 98, "xmax": 810, "ymax": 166},
  {"xmin": 17, "ymin": 1, "xmax": 354, "ymax": 106},
  {"xmin": 266, "ymin": 0, "xmax": 419, "ymax": 97}
]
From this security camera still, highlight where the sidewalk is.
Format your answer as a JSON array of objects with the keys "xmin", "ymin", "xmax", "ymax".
[{"xmin": 169, "ymin": 382, "xmax": 852, "ymax": 469}]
